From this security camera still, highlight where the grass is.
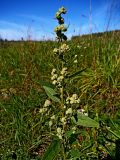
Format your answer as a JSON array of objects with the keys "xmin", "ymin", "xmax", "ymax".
[{"xmin": 0, "ymin": 30, "xmax": 120, "ymax": 159}]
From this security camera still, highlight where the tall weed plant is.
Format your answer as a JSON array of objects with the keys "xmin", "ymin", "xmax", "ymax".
[{"xmin": 39, "ymin": 7, "xmax": 102, "ymax": 160}]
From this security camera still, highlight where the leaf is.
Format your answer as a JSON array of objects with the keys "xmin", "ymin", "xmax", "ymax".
[
  {"xmin": 42, "ymin": 139, "xmax": 61, "ymax": 160},
  {"xmin": 43, "ymin": 85, "xmax": 57, "ymax": 96},
  {"xmin": 108, "ymin": 129, "xmax": 120, "ymax": 139},
  {"xmin": 65, "ymin": 130, "xmax": 73, "ymax": 138},
  {"xmin": 67, "ymin": 68, "xmax": 86, "ymax": 79},
  {"xmin": 76, "ymin": 113, "xmax": 99, "ymax": 128},
  {"xmin": 108, "ymin": 119, "xmax": 120, "ymax": 138},
  {"xmin": 43, "ymin": 86, "xmax": 60, "ymax": 103},
  {"xmin": 70, "ymin": 149, "xmax": 81, "ymax": 159},
  {"xmin": 71, "ymin": 116, "xmax": 77, "ymax": 124}
]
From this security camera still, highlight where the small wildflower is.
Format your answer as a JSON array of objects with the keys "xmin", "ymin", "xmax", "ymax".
[
  {"xmin": 51, "ymin": 115, "xmax": 55, "ymax": 120},
  {"xmin": 57, "ymin": 82, "xmax": 62, "ymax": 88},
  {"xmin": 57, "ymin": 76, "xmax": 64, "ymax": 82},
  {"xmin": 54, "ymin": 25, "xmax": 67, "ymax": 33},
  {"xmin": 72, "ymin": 94, "xmax": 78, "ymax": 99},
  {"xmin": 60, "ymin": 44, "xmax": 70, "ymax": 53},
  {"xmin": 77, "ymin": 109, "xmax": 88, "ymax": 116},
  {"xmin": 84, "ymin": 113, "xmax": 88, "ymax": 116},
  {"xmin": 51, "ymin": 74, "xmax": 58, "ymax": 80},
  {"xmin": 58, "ymin": 7, "xmax": 67, "ymax": 14},
  {"xmin": 51, "ymin": 68, "xmax": 57, "ymax": 75},
  {"xmin": 39, "ymin": 108, "xmax": 43, "ymax": 113},
  {"xmin": 77, "ymin": 45, "xmax": 81, "ymax": 49},
  {"xmin": 53, "ymin": 48, "xmax": 59, "ymax": 54},
  {"xmin": 66, "ymin": 96, "xmax": 70, "ymax": 104},
  {"xmin": 61, "ymin": 67, "xmax": 67, "ymax": 75},
  {"xmin": 57, "ymin": 127, "xmax": 62, "ymax": 134},
  {"xmin": 74, "ymin": 59, "xmax": 78, "ymax": 63},
  {"xmin": 69, "ymin": 94, "xmax": 80, "ymax": 104},
  {"xmin": 61, "ymin": 117, "xmax": 66, "ymax": 124},
  {"xmin": 66, "ymin": 108, "xmax": 72, "ymax": 114},
  {"xmin": 52, "ymin": 80, "xmax": 57, "ymax": 85},
  {"xmin": 76, "ymin": 99, "xmax": 80, "ymax": 103},
  {"xmin": 57, "ymin": 127, "xmax": 63, "ymax": 139},
  {"xmin": 57, "ymin": 134, "xmax": 62, "ymax": 140},
  {"xmin": 69, "ymin": 98, "xmax": 75, "ymax": 104},
  {"xmin": 44, "ymin": 100, "xmax": 52, "ymax": 107},
  {"xmin": 49, "ymin": 121, "xmax": 53, "ymax": 127},
  {"xmin": 39, "ymin": 108, "xmax": 47, "ymax": 113},
  {"xmin": 63, "ymin": 105, "xmax": 66, "ymax": 109}
]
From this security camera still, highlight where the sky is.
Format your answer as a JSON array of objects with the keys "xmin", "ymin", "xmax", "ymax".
[{"xmin": 0, "ymin": 0, "xmax": 120, "ymax": 40}]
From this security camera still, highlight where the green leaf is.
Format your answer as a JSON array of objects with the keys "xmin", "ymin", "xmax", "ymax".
[
  {"xmin": 67, "ymin": 68, "xmax": 86, "ymax": 79},
  {"xmin": 43, "ymin": 85, "xmax": 57, "ymax": 95},
  {"xmin": 42, "ymin": 139, "xmax": 61, "ymax": 160},
  {"xmin": 71, "ymin": 116, "xmax": 77, "ymax": 124},
  {"xmin": 70, "ymin": 149, "xmax": 81, "ymax": 159},
  {"xmin": 76, "ymin": 113, "xmax": 99, "ymax": 128},
  {"xmin": 108, "ymin": 129, "xmax": 120, "ymax": 139},
  {"xmin": 43, "ymin": 86, "xmax": 60, "ymax": 103},
  {"xmin": 65, "ymin": 130, "xmax": 73, "ymax": 138}
]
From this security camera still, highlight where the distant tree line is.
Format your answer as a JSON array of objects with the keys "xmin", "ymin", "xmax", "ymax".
[
  {"xmin": 0, "ymin": 30, "xmax": 120, "ymax": 42},
  {"xmin": 0, "ymin": 36, "xmax": 25, "ymax": 42},
  {"xmin": 71, "ymin": 29, "xmax": 120, "ymax": 40}
]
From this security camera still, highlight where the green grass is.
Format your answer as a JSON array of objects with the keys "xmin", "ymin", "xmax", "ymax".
[{"xmin": 0, "ymin": 30, "xmax": 120, "ymax": 159}]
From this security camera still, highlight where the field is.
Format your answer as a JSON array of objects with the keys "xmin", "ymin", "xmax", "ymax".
[{"xmin": 0, "ymin": 30, "xmax": 120, "ymax": 159}]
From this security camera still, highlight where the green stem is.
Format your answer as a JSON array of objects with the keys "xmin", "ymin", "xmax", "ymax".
[{"xmin": 62, "ymin": 142, "xmax": 66, "ymax": 160}]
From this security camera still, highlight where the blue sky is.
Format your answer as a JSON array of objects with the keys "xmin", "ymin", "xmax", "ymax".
[{"xmin": 0, "ymin": 0, "xmax": 120, "ymax": 40}]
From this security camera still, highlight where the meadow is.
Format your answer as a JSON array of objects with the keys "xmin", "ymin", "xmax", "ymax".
[{"xmin": 0, "ymin": 8, "xmax": 120, "ymax": 159}]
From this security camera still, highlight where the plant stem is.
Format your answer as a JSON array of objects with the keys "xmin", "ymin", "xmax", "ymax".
[{"xmin": 62, "ymin": 142, "xmax": 66, "ymax": 160}]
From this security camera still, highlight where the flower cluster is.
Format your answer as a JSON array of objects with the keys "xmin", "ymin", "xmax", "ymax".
[
  {"xmin": 66, "ymin": 94, "xmax": 80, "ymax": 104},
  {"xmin": 58, "ymin": 7, "xmax": 66, "ymax": 14},
  {"xmin": 54, "ymin": 25, "xmax": 67, "ymax": 33},
  {"xmin": 66, "ymin": 107, "xmax": 73, "ymax": 114},
  {"xmin": 51, "ymin": 67, "xmax": 68, "ymax": 87},
  {"xmin": 60, "ymin": 44, "xmax": 70, "ymax": 53},
  {"xmin": 56, "ymin": 127, "xmax": 64, "ymax": 139},
  {"xmin": 55, "ymin": 7, "xmax": 66, "ymax": 26},
  {"xmin": 39, "ymin": 99, "xmax": 51, "ymax": 113},
  {"xmin": 53, "ymin": 44, "xmax": 70, "ymax": 56},
  {"xmin": 49, "ymin": 115, "xmax": 56, "ymax": 127},
  {"xmin": 54, "ymin": 7, "xmax": 67, "ymax": 41},
  {"xmin": 61, "ymin": 67, "xmax": 67, "ymax": 75},
  {"xmin": 77, "ymin": 108, "xmax": 88, "ymax": 116},
  {"xmin": 51, "ymin": 68, "xmax": 58, "ymax": 85},
  {"xmin": 61, "ymin": 116, "xmax": 67, "ymax": 125}
]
